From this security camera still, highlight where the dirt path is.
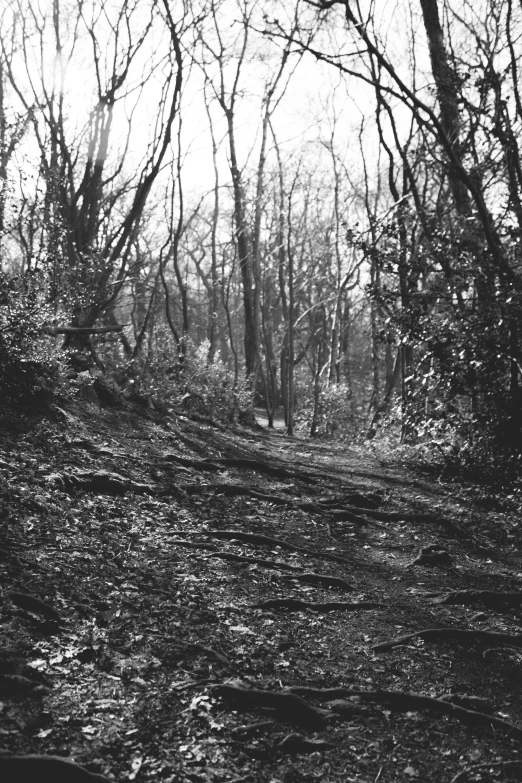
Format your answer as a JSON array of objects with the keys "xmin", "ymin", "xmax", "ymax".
[{"xmin": 1, "ymin": 399, "xmax": 522, "ymax": 782}]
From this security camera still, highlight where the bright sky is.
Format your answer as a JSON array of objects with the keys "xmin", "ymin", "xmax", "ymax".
[{"xmin": 1, "ymin": 0, "xmax": 437, "ymax": 242}]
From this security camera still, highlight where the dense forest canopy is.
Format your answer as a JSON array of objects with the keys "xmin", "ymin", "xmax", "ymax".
[{"xmin": 1, "ymin": 0, "xmax": 522, "ymax": 478}]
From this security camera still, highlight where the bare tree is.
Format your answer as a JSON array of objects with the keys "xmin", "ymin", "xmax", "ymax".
[{"xmin": 0, "ymin": 0, "xmax": 192, "ymax": 359}]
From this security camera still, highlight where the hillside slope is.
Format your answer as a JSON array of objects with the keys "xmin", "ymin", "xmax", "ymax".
[{"xmin": 1, "ymin": 397, "xmax": 522, "ymax": 782}]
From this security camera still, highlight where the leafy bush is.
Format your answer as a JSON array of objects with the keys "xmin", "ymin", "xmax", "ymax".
[
  {"xmin": 381, "ymin": 344, "xmax": 522, "ymax": 485},
  {"xmin": 0, "ymin": 271, "xmax": 60, "ymax": 402},
  {"xmin": 178, "ymin": 341, "xmax": 253, "ymax": 424},
  {"xmin": 294, "ymin": 380, "xmax": 363, "ymax": 439},
  {"xmin": 119, "ymin": 337, "xmax": 254, "ymax": 425}
]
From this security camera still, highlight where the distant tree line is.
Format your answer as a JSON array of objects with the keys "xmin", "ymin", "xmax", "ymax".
[{"xmin": 1, "ymin": 0, "xmax": 521, "ymax": 477}]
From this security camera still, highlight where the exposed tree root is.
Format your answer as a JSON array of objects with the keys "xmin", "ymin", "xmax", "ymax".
[
  {"xmin": 316, "ymin": 493, "xmax": 382, "ymax": 509},
  {"xmin": 295, "ymin": 501, "xmax": 329, "ymax": 513},
  {"xmin": 167, "ymin": 538, "xmax": 306, "ymax": 570},
  {"xmin": 289, "ymin": 686, "xmax": 356, "ymax": 700},
  {"xmin": 355, "ymin": 690, "xmax": 522, "ymax": 740},
  {"xmin": 293, "ymin": 493, "xmax": 381, "ymax": 516},
  {"xmin": 434, "ymin": 590, "xmax": 522, "ymax": 608},
  {"xmin": 267, "ymin": 492, "xmax": 457, "ymax": 533},
  {"xmin": 0, "ymin": 674, "xmax": 50, "ymax": 696},
  {"xmin": 449, "ymin": 760, "xmax": 522, "ymax": 783},
  {"xmin": 217, "ymin": 458, "xmax": 300, "ymax": 480},
  {"xmin": 187, "ymin": 529, "xmax": 350, "ymax": 564},
  {"xmin": 8, "ymin": 592, "xmax": 62, "ymax": 622},
  {"xmin": 326, "ymin": 509, "xmax": 369, "ymax": 525},
  {"xmin": 208, "ymin": 552, "xmax": 302, "ymax": 571},
  {"xmin": 170, "ymin": 448, "xmax": 326, "ymax": 486},
  {"xmin": 410, "ymin": 546, "xmax": 452, "ymax": 567},
  {"xmin": 169, "ymin": 484, "xmax": 297, "ymax": 508},
  {"xmin": 215, "ymin": 681, "xmax": 522, "ymax": 741},
  {"xmin": 174, "ymin": 483, "xmax": 257, "ymax": 497},
  {"xmin": 171, "ymin": 483, "xmax": 299, "ymax": 507},
  {"xmin": 372, "ymin": 627, "xmax": 522, "ymax": 652},
  {"xmin": 440, "ymin": 694, "xmax": 495, "ymax": 714},
  {"xmin": 230, "ymin": 720, "xmax": 275, "ymax": 737},
  {"xmin": 212, "ymin": 683, "xmax": 328, "ymax": 728},
  {"xmin": 281, "ymin": 572, "xmax": 356, "ymax": 591},
  {"xmin": 168, "ymin": 482, "xmax": 378, "ymax": 522},
  {"xmin": 168, "ymin": 539, "xmax": 219, "ymax": 551},
  {"xmin": 277, "ymin": 733, "xmax": 335, "ymax": 753},
  {"xmin": 147, "ymin": 632, "xmax": 231, "ymax": 666},
  {"xmin": 164, "ymin": 455, "xmax": 221, "ymax": 472},
  {"xmin": 164, "ymin": 483, "xmax": 392, "ymax": 533},
  {"xmin": 172, "ymin": 547, "xmax": 356, "ymax": 580},
  {"xmin": 247, "ymin": 491, "xmax": 292, "ymax": 506},
  {"xmin": 288, "ymin": 493, "xmax": 461, "ymax": 533},
  {"xmin": 0, "ymin": 754, "xmax": 112, "ymax": 782},
  {"xmin": 342, "ymin": 504, "xmax": 457, "ymax": 528},
  {"xmin": 173, "ymin": 486, "xmax": 460, "ymax": 539},
  {"xmin": 348, "ymin": 507, "xmax": 431, "ymax": 522},
  {"xmin": 58, "ymin": 470, "xmax": 155, "ymax": 495},
  {"xmin": 288, "ymin": 687, "xmax": 522, "ymax": 740},
  {"xmin": 251, "ymin": 598, "xmax": 387, "ymax": 612},
  {"xmin": 325, "ymin": 699, "xmax": 368, "ymax": 717},
  {"xmin": 192, "ymin": 643, "xmax": 231, "ymax": 666}
]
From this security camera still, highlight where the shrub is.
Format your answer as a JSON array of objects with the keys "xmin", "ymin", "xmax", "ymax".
[
  {"xmin": 178, "ymin": 341, "xmax": 253, "ymax": 424},
  {"xmin": 117, "ymin": 337, "xmax": 254, "ymax": 425},
  {"xmin": 0, "ymin": 271, "xmax": 60, "ymax": 402},
  {"xmin": 294, "ymin": 380, "xmax": 363, "ymax": 439}
]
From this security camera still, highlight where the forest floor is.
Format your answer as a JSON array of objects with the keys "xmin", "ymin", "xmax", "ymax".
[{"xmin": 2, "ymin": 395, "xmax": 522, "ymax": 782}]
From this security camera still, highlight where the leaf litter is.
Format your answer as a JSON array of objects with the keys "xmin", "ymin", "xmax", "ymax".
[{"xmin": 1, "ymin": 399, "xmax": 522, "ymax": 781}]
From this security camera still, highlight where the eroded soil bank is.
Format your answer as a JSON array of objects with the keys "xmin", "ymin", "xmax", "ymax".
[{"xmin": 2, "ymin": 398, "xmax": 522, "ymax": 782}]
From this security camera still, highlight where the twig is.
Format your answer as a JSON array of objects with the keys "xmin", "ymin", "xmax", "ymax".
[{"xmin": 372, "ymin": 627, "xmax": 522, "ymax": 652}]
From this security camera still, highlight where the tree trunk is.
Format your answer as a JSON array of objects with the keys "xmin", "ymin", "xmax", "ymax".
[
  {"xmin": 418, "ymin": 0, "xmax": 471, "ymax": 217},
  {"xmin": 368, "ymin": 347, "xmax": 402, "ymax": 437}
]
